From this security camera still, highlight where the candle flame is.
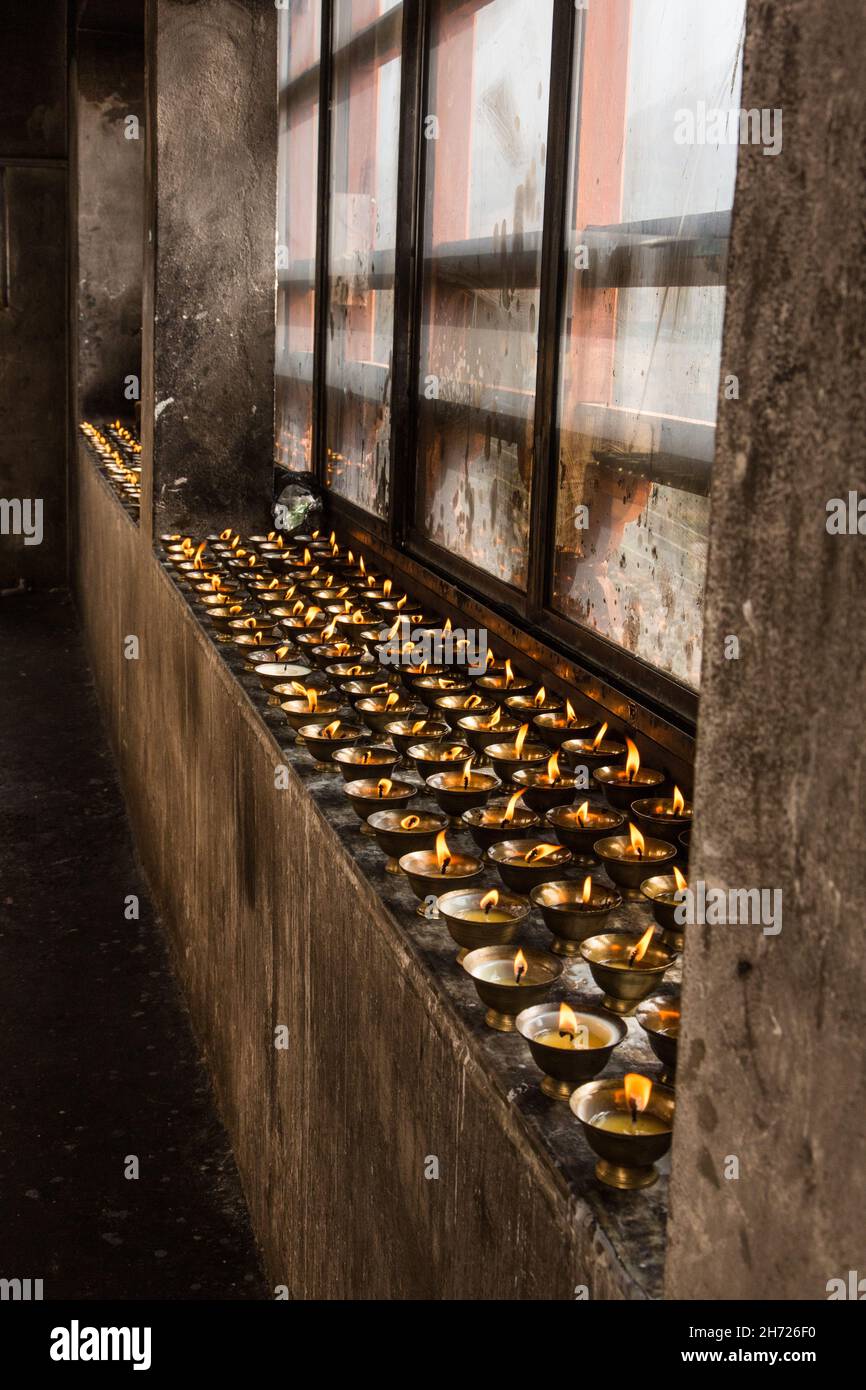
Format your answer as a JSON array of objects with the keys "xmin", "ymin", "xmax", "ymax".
[
  {"xmin": 334, "ymin": 641, "xmax": 349, "ymax": 654},
  {"xmin": 303, "ymin": 548, "xmax": 311, "ymax": 565},
  {"xmin": 525, "ymin": 843, "xmax": 561, "ymax": 864},
  {"xmin": 210, "ymin": 576, "xmax": 223, "ymax": 591},
  {"xmin": 503, "ymin": 789, "xmax": 523, "ymax": 824},
  {"xmin": 485, "ymin": 649, "xmax": 495, "ymax": 670},
  {"xmin": 513, "ymin": 948, "xmax": 528, "ymax": 983},
  {"xmin": 385, "ymin": 691, "xmax": 400, "ymax": 710},
  {"xmin": 383, "ymin": 579, "xmax": 392, "ymax": 597},
  {"xmin": 275, "ymin": 646, "xmax": 290, "ymax": 660},
  {"xmin": 565, "ymin": 699, "xmax": 577, "ymax": 724},
  {"xmin": 558, "ymin": 1002, "xmax": 578, "ymax": 1037},
  {"xmin": 243, "ymin": 617, "xmax": 258, "ymax": 630},
  {"xmin": 376, "ymin": 778, "xmax": 392, "ymax": 798},
  {"xmin": 292, "ymin": 600, "xmax": 305, "ymax": 616},
  {"xmin": 624, "ymin": 1073, "xmax": 652, "ymax": 1114},
  {"xmin": 321, "ymin": 621, "xmax": 337, "ymax": 641},
  {"xmin": 435, "ymin": 830, "xmax": 452, "ymax": 871},
  {"xmin": 401, "ymin": 815, "xmax": 420, "ymax": 829},
  {"xmin": 625, "ymin": 738, "xmax": 641, "ymax": 782},
  {"xmin": 219, "ymin": 527, "xmax": 231, "ymax": 541},
  {"xmin": 673, "ymin": 865, "xmax": 688, "ymax": 891},
  {"xmin": 592, "ymin": 722, "xmax": 609, "ymax": 750},
  {"xmin": 193, "ymin": 541, "xmax": 206, "ymax": 570},
  {"xmin": 628, "ymin": 823, "xmax": 646, "ymax": 857},
  {"xmin": 304, "ymin": 606, "xmax": 322, "ymax": 626},
  {"xmin": 490, "ymin": 706, "xmax": 501, "ymax": 728},
  {"xmin": 533, "ymin": 686, "xmax": 546, "ymax": 708},
  {"xmin": 504, "ymin": 659, "xmax": 515, "ymax": 687},
  {"xmin": 411, "ymin": 720, "xmax": 426, "ymax": 733},
  {"xmin": 630, "ymin": 925, "xmax": 655, "ymax": 964},
  {"xmin": 480, "ymin": 889, "xmax": 499, "ymax": 914},
  {"xmin": 229, "ymin": 604, "xmax": 242, "ymax": 615},
  {"xmin": 290, "ymin": 680, "xmax": 307, "ymax": 696},
  {"xmin": 329, "ymin": 531, "xmax": 336, "ymax": 546},
  {"xmin": 359, "ymin": 555, "xmax": 366, "ymax": 575},
  {"xmin": 466, "ymin": 694, "xmax": 482, "ymax": 709},
  {"xmin": 321, "ymin": 721, "xmax": 341, "ymax": 739},
  {"xmin": 461, "ymin": 756, "xmax": 473, "ymax": 788},
  {"xmin": 267, "ymin": 578, "xmax": 279, "ymax": 590},
  {"xmin": 576, "ymin": 800, "xmax": 589, "ymax": 826},
  {"xmin": 582, "ymin": 875, "xmax": 593, "ymax": 904},
  {"xmin": 672, "ymin": 785, "xmax": 685, "ymax": 815},
  {"xmin": 443, "ymin": 746, "xmax": 464, "ymax": 761},
  {"xmin": 387, "ymin": 617, "xmax": 401, "ymax": 639},
  {"xmin": 396, "ymin": 595, "xmax": 407, "ymax": 609},
  {"xmin": 514, "ymin": 723, "xmax": 530, "ymax": 758},
  {"xmin": 306, "ymin": 689, "xmax": 318, "ymax": 713},
  {"xmin": 546, "ymin": 750, "xmax": 561, "ymax": 782}
]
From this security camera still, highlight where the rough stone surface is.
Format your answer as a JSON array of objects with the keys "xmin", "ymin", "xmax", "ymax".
[
  {"xmin": 140, "ymin": 0, "xmax": 277, "ymax": 539},
  {"xmin": 665, "ymin": 0, "xmax": 866, "ymax": 1299},
  {"xmin": 74, "ymin": 453, "xmax": 675, "ymax": 1300},
  {"xmin": 75, "ymin": 29, "xmax": 145, "ymax": 421},
  {"xmin": 0, "ymin": 587, "xmax": 267, "ymax": 1299},
  {"xmin": 0, "ymin": 1, "xmax": 68, "ymax": 587}
]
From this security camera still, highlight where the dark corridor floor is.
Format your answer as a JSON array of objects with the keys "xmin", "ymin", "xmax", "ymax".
[{"xmin": 0, "ymin": 591, "xmax": 267, "ymax": 1300}]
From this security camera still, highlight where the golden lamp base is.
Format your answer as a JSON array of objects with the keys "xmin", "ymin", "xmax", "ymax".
[
  {"xmin": 601, "ymin": 993, "xmax": 640, "ymax": 1016},
  {"xmin": 385, "ymin": 857, "xmax": 401, "ymax": 874},
  {"xmin": 359, "ymin": 822, "xmax": 375, "ymax": 836},
  {"xmin": 540, "ymin": 1075, "xmax": 574, "ymax": 1101},
  {"xmin": 550, "ymin": 937, "xmax": 581, "ymax": 957},
  {"xmin": 595, "ymin": 1159, "xmax": 659, "ymax": 1191},
  {"xmin": 485, "ymin": 1007, "xmax": 517, "ymax": 1032}
]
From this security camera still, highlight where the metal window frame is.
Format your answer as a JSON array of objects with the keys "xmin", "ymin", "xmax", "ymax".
[{"xmin": 302, "ymin": 0, "xmax": 700, "ymax": 733}]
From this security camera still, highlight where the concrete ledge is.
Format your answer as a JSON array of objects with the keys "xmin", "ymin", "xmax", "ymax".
[{"xmin": 73, "ymin": 449, "xmax": 670, "ymax": 1300}]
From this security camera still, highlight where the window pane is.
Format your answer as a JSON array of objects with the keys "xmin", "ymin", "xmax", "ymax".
[
  {"xmin": 323, "ymin": 0, "xmax": 403, "ymax": 518},
  {"xmin": 276, "ymin": 1, "xmax": 321, "ymax": 472},
  {"xmin": 415, "ymin": 0, "xmax": 554, "ymax": 589},
  {"xmin": 551, "ymin": 0, "xmax": 746, "ymax": 688}
]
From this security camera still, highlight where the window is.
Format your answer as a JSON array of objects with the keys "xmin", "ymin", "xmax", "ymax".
[
  {"xmin": 323, "ymin": 0, "xmax": 403, "ymax": 517},
  {"xmin": 414, "ymin": 0, "xmax": 554, "ymax": 589},
  {"xmin": 551, "ymin": 0, "xmax": 746, "ymax": 688},
  {"xmin": 276, "ymin": 2, "xmax": 322, "ymax": 472},
  {"xmin": 274, "ymin": 0, "xmax": 745, "ymax": 714}
]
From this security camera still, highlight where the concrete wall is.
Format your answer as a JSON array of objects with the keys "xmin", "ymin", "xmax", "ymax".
[
  {"xmin": 140, "ymin": 0, "xmax": 277, "ymax": 541},
  {"xmin": 0, "ymin": 0, "xmax": 68, "ymax": 587},
  {"xmin": 75, "ymin": 27, "xmax": 145, "ymax": 421},
  {"xmin": 73, "ymin": 454, "xmax": 666, "ymax": 1300},
  {"xmin": 665, "ymin": 0, "xmax": 866, "ymax": 1299}
]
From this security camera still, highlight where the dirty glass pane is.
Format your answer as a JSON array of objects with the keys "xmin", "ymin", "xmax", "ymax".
[
  {"xmin": 275, "ymin": 1, "xmax": 321, "ymax": 472},
  {"xmin": 323, "ymin": 0, "xmax": 403, "ymax": 518},
  {"xmin": 551, "ymin": 0, "xmax": 746, "ymax": 689},
  {"xmin": 415, "ymin": 0, "xmax": 555, "ymax": 589}
]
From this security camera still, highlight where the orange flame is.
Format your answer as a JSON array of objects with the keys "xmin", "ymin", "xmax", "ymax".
[
  {"xmin": 624, "ymin": 1073, "xmax": 653, "ymax": 1115},
  {"xmin": 306, "ymin": 689, "xmax": 318, "ymax": 713},
  {"xmin": 410, "ymin": 720, "xmax": 426, "ymax": 733},
  {"xmin": 376, "ymin": 778, "xmax": 393, "ymax": 798},
  {"xmin": 504, "ymin": 659, "xmax": 515, "ymax": 687},
  {"xmin": 513, "ymin": 948, "xmax": 528, "ymax": 983},
  {"xmin": 503, "ymin": 789, "xmax": 523, "ymax": 824},
  {"xmin": 461, "ymin": 756, "xmax": 473, "ymax": 788},
  {"xmin": 546, "ymin": 751, "xmax": 561, "ymax": 782},
  {"xmin": 525, "ymin": 843, "xmax": 561, "ymax": 864},
  {"xmin": 219, "ymin": 527, "xmax": 231, "ymax": 541},
  {"xmin": 576, "ymin": 800, "xmax": 590, "ymax": 826},
  {"xmin": 514, "ymin": 723, "xmax": 530, "ymax": 758},
  {"xmin": 592, "ymin": 722, "xmax": 609, "ymax": 750},
  {"xmin": 672, "ymin": 785, "xmax": 685, "ymax": 815},
  {"xmin": 387, "ymin": 617, "xmax": 401, "ymax": 639},
  {"xmin": 673, "ymin": 865, "xmax": 688, "ymax": 891},
  {"xmin": 533, "ymin": 686, "xmax": 546, "ymax": 708},
  {"xmin": 435, "ymin": 830, "xmax": 452, "ymax": 871},
  {"xmin": 321, "ymin": 621, "xmax": 337, "ymax": 641},
  {"xmin": 304, "ymin": 606, "xmax": 322, "ymax": 626},
  {"xmin": 383, "ymin": 579, "xmax": 392, "ymax": 597},
  {"xmin": 629, "ymin": 925, "xmax": 655, "ymax": 964},
  {"xmin": 480, "ymin": 889, "xmax": 499, "ymax": 913},
  {"xmin": 466, "ymin": 694, "xmax": 482, "ymax": 709},
  {"xmin": 292, "ymin": 600, "xmax": 305, "ymax": 616},
  {"xmin": 303, "ymin": 548, "xmax": 311, "ymax": 565},
  {"xmin": 582, "ymin": 875, "xmax": 593, "ymax": 904},
  {"xmin": 628, "ymin": 823, "xmax": 646, "ymax": 857},
  {"xmin": 490, "ymin": 706, "xmax": 501, "ymax": 729},
  {"xmin": 275, "ymin": 646, "xmax": 291, "ymax": 660},
  {"xmin": 401, "ymin": 815, "xmax": 420, "ymax": 829},
  {"xmin": 625, "ymin": 738, "xmax": 641, "ymax": 782},
  {"xmin": 558, "ymin": 1002, "xmax": 579, "ymax": 1037},
  {"xmin": 485, "ymin": 649, "xmax": 495, "ymax": 670},
  {"xmin": 193, "ymin": 542, "xmax": 206, "ymax": 570},
  {"xmin": 565, "ymin": 699, "xmax": 577, "ymax": 724},
  {"xmin": 385, "ymin": 691, "xmax": 400, "ymax": 709},
  {"xmin": 243, "ymin": 617, "xmax": 258, "ymax": 630},
  {"xmin": 321, "ymin": 721, "xmax": 341, "ymax": 739},
  {"xmin": 290, "ymin": 680, "xmax": 307, "ymax": 696}
]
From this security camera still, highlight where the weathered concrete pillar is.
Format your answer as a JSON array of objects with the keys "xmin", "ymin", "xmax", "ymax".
[
  {"xmin": 666, "ymin": 0, "xmax": 866, "ymax": 1299},
  {"xmin": 140, "ymin": 0, "xmax": 277, "ymax": 540}
]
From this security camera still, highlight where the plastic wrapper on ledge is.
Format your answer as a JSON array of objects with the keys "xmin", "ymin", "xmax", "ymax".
[{"xmin": 272, "ymin": 468, "xmax": 324, "ymax": 537}]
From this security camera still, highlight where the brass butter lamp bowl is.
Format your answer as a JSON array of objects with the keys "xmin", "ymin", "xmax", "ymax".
[{"xmin": 571, "ymin": 1076, "xmax": 675, "ymax": 1190}]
